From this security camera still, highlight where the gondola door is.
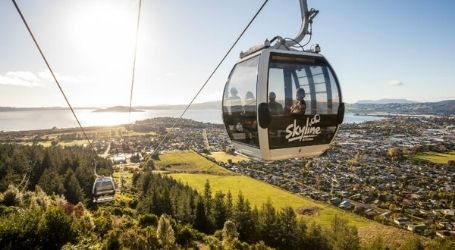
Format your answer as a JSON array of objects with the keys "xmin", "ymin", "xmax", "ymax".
[
  {"xmin": 222, "ymin": 54, "xmax": 262, "ymax": 158},
  {"xmin": 259, "ymin": 50, "xmax": 343, "ymax": 160}
]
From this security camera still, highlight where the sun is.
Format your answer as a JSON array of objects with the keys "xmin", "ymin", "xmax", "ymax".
[{"xmin": 67, "ymin": 0, "xmax": 138, "ymax": 69}]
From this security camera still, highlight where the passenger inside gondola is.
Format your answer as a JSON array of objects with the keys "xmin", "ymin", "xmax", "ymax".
[
  {"xmin": 289, "ymin": 88, "xmax": 306, "ymax": 115},
  {"xmin": 228, "ymin": 87, "xmax": 242, "ymax": 115},
  {"xmin": 268, "ymin": 92, "xmax": 283, "ymax": 115},
  {"xmin": 243, "ymin": 91, "xmax": 256, "ymax": 115},
  {"xmin": 242, "ymin": 91, "xmax": 257, "ymax": 144}
]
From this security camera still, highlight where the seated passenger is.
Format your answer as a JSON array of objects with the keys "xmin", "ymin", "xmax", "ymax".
[
  {"xmin": 289, "ymin": 88, "xmax": 306, "ymax": 115},
  {"xmin": 228, "ymin": 87, "xmax": 242, "ymax": 114},
  {"xmin": 243, "ymin": 91, "xmax": 256, "ymax": 115},
  {"xmin": 268, "ymin": 92, "xmax": 283, "ymax": 115}
]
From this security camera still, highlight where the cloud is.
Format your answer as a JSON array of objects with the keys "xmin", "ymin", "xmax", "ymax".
[
  {"xmin": 0, "ymin": 70, "xmax": 89, "ymax": 87},
  {"xmin": 386, "ymin": 80, "xmax": 403, "ymax": 86},
  {"xmin": 0, "ymin": 71, "xmax": 42, "ymax": 87},
  {"xmin": 38, "ymin": 71, "xmax": 88, "ymax": 84}
]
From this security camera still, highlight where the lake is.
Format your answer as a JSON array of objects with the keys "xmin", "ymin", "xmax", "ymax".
[{"xmin": 0, "ymin": 109, "xmax": 383, "ymax": 132}]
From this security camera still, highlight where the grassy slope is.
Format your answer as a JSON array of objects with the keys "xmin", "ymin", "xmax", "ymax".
[
  {"xmin": 208, "ymin": 151, "xmax": 250, "ymax": 163},
  {"xmin": 413, "ymin": 150, "xmax": 455, "ymax": 164},
  {"xmin": 155, "ymin": 151, "xmax": 231, "ymax": 175},
  {"xmin": 162, "ymin": 151, "xmax": 417, "ymax": 246}
]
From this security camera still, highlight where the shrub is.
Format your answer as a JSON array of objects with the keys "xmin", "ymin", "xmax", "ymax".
[
  {"xmin": 2, "ymin": 190, "xmax": 17, "ymax": 206},
  {"xmin": 176, "ymin": 224, "xmax": 198, "ymax": 248},
  {"xmin": 104, "ymin": 230, "xmax": 121, "ymax": 250},
  {"xmin": 138, "ymin": 213, "xmax": 158, "ymax": 228},
  {"xmin": 0, "ymin": 208, "xmax": 42, "ymax": 248},
  {"xmin": 93, "ymin": 210, "xmax": 112, "ymax": 236},
  {"xmin": 157, "ymin": 214, "xmax": 175, "ymax": 249},
  {"xmin": 38, "ymin": 206, "xmax": 77, "ymax": 249}
]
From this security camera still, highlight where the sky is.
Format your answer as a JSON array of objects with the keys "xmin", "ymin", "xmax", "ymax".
[{"xmin": 0, "ymin": 0, "xmax": 454, "ymax": 107}]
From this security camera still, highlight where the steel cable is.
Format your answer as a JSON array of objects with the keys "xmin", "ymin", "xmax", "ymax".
[{"xmin": 152, "ymin": 0, "xmax": 270, "ymax": 155}]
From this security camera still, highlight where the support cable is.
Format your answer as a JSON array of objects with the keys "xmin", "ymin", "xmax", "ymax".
[
  {"xmin": 152, "ymin": 0, "xmax": 270, "ymax": 155},
  {"xmin": 12, "ymin": 0, "xmax": 98, "ymax": 172},
  {"xmin": 128, "ymin": 0, "xmax": 142, "ymax": 117}
]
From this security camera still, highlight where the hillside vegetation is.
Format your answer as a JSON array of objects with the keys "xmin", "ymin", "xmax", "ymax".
[
  {"xmin": 413, "ymin": 150, "xmax": 455, "ymax": 164},
  {"xmin": 1, "ymin": 145, "xmax": 453, "ymax": 249},
  {"xmin": 162, "ymin": 151, "xmax": 435, "ymax": 247}
]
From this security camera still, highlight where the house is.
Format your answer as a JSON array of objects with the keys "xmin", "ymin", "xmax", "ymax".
[
  {"xmin": 339, "ymin": 200, "xmax": 352, "ymax": 210},
  {"xmin": 394, "ymin": 217, "xmax": 410, "ymax": 227},
  {"xmin": 438, "ymin": 222, "xmax": 453, "ymax": 231},
  {"xmin": 380, "ymin": 211, "xmax": 391, "ymax": 219},
  {"xmin": 436, "ymin": 230, "xmax": 455, "ymax": 239},
  {"xmin": 330, "ymin": 197, "xmax": 341, "ymax": 205},
  {"xmin": 112, "ymin": 154, "xmax": 127, "ymax": 164},
  {"xmin": 407, "ymin": 224, "xmax": 427, "ymax": 233},
  {"xmin": 364, "ymin": 208, "xmax": 377, "ymax": 218},
  {"xmin": 442, "ymin": 209, "xmax": 455, "ymax": 216}
]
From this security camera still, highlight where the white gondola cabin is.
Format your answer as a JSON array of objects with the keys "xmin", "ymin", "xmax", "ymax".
[
  {"xmin": 222, "ymin": 47, "xmax": 344, "ymax": 161},
  {"xmin": 92, "ymin": 176, "xmax": 116, "ymax": 203}
]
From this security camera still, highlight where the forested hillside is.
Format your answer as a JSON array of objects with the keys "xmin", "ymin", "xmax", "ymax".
[
  {"xmin": 1, "ymin": 144, "xmax": 454, "ymax": 249},
  {"xmin": 0, "ymin": 144, "xmax": 112, "ymax": 203}
]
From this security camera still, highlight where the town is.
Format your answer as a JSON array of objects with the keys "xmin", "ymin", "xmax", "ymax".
[
  {"xmin": 0, "ymin": 115, "xmax": 454, "ymax": 240},
  {"xmin": 221, "ymin": 116, "xmax": 455, "ymax": 239}
]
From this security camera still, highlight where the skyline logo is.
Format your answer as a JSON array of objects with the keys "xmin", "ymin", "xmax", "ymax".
[{"xmin": 285, "ymin": 114, "xmax": 321, "ymax": 142}]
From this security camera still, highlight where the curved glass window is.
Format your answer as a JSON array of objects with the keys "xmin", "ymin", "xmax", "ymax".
[
  {"xmin": 267, "ymin": 54, "xmax": 341, "ymax": 149},
  {"xmin": 223, "ymin": 56, "xmax": 259, "ymax": 147}
]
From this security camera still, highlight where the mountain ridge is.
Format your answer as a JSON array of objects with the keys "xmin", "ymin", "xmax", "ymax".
[
  {"xmin": 1, "ymin": 100, "xmax": 454, "ymax": 115},
  {"xmin": 356, "ymin": 98, "xmax": 417, "ymax": 104}
]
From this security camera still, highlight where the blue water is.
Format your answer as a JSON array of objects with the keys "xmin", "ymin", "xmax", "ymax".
[{"xmin": 0, "ymin": 109, "xmax": 382, "ymax": 132}]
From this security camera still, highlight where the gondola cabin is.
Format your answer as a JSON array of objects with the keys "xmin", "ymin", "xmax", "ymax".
[
  {"xmin": 222, "ymin": 47, "xmax": 344, "ymax": 161},
  {"xmin": 92, "ymin": 176, "xmax": 116, "ymax": 203}
]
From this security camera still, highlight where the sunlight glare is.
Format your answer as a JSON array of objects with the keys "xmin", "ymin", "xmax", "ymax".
[{"xmin": 68, "ymin": 1, "xmax": 137, "ymax": 70}]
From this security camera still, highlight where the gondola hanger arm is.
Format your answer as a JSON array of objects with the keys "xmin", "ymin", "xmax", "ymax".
[{"xmin": 275, "ymin": 0, "xmax": 319, "ymax": 48}]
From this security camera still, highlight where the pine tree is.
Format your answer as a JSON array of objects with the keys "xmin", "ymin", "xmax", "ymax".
[
  {"xmin": 194, "ymin": 199, "xmax": 211, "ymax": 233},
  {"xmin": 204, "ymin": 179, "xmax": 212, "ymax": 216},
  {"xmin": 276, "ymin": 207, "xmax": 299, "ymax": 250},
  {"xmin": 305, "ymin": 222, "xmax": 330, "ymax": 250},
  {"xmin": 259, "ymin": 199, "xmax": 279, "ymax": 248},
  {"xmin": 212, "ymin": 191, "xmax": 227, "ymax": 229},
  {"xmin": 156, "ymin": 214, "xmax": 175, "ymax": 250},
  {"xmin": 233, "ymin": 192, "xmax": 256, "ymax": 243},
  {"xmin": 226, "ymin": 191, "xmax": 233, "ymax": 219},
  {"xmin": 329, "ymin": 216, "xmax": 360, "ymax": 250},
  {"xmin": 63, "ymin": 168, "xmax": 85, "ymax": 204},
  {"xmin": 38, "ymin": 168, "xmax": 64, "ymax": 195},
  {"xmin": 222, "ymin": 220, "xmax": 239, "ymax": 247}
]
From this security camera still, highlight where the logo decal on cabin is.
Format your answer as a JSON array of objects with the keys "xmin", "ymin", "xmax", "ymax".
[{"xmin": 285, "ymin": 114, "xmax": 321, "ymax": 142}]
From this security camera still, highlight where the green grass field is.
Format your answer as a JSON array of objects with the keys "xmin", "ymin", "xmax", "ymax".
[
  {"xmin": 112, "ymin": 169, "xmax": 135, "ymax": 204},
  {"xmin": 413, "ymin": 150, "xmax": 455, "ymax": 164},
  {"xmin": 21, "ymin": 141, "xmax": 53, "ymax": 147},
  {"xmin": 170, "ymin": 173, "xmax": 371, "ymax": 227},
  {"xmin": 20, "ymin": 139, "xmax": 88, "ymax": 147},
  {"xmin": 162, "ymin": 150, "xmax": 420, "ymax": 246},
  {"xmin": 58, "ymin": 139, "xmax": 88, "ymax": 147},
  {"xmin": 112, "ymin": 169, "xmax": 133, "ymax": 188},
  {"xmin": 170, "ymin": 173, "xmax": 416, "ymax": 245},
  {"xmin": 155, "ymin": 151, "xmax": 232, "ymax": 175},
  {"xmin": 209, "ymin": 151, "xmax": 250, "ymax": 163}
]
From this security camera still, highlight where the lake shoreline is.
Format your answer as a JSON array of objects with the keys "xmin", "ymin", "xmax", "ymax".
[{"xmin": 0, "ymin": 110, "xmax": 383, "ymax": 132}]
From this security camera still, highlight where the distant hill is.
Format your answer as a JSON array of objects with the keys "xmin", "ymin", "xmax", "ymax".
[
  {"xmin": 347, "ymin": 100, "xmax": 455, "ymax": 115},
  {"xmin": 2, "ymin": 100, "xmax": 454, "ymax": 116},
  {"xmin": 138, "ymin": 100, "xmax": 221, "ymax": 110},
  {"xmin": 356, "ymin": 99, "xmax": 417, "ymax": 104},
  {"xmin": 93, "ymin": 106, "xmax": 144, "ymax": 112},
  {"xmin": 0, "ymin": 107, "xmax": 94, "ymax": 112}
]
